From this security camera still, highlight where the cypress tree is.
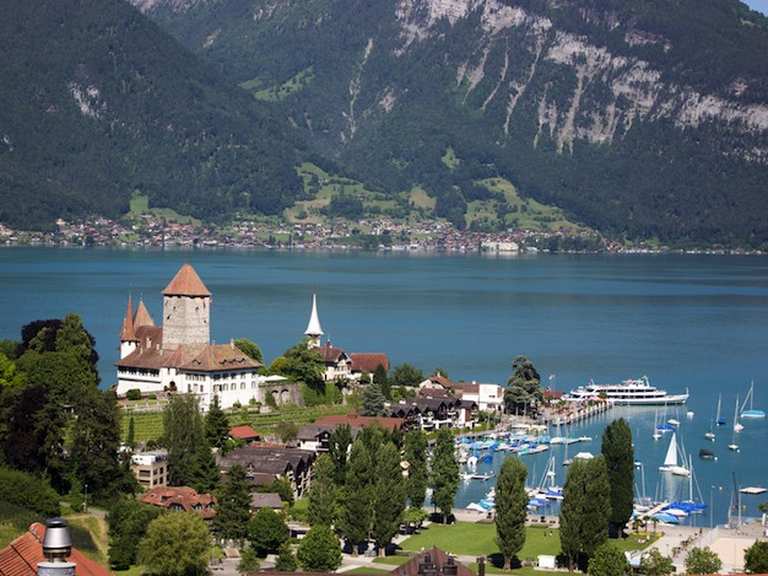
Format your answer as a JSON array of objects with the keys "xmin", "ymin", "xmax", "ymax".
[
  {"xmin": 127, "ymin": 416, "xmax": 136, "ymax": 450},
  {"xmin": 601, "ymin": 419, "xmax": 634, "ymax": 538},
  {"xmin": 212, "ymin": 464, "xmax": 251, "ymax": 543},
  {"xmin": 431, "ymin": 428, "xmax": 459, "ymax": 522},
  {"xmin": 404, "ymin": 429, "xmax": 428, "ymax": 508},
  {"xmin": 582, "ymin": 456, "xmax": 611, "ymax": 558},
  {"xmin": 308, "ymin": 454, "xmax": 337, "ymax": 527},
  {"xmin": 560, "ymin": 460, "xmax": 588, "ymax": 570},
  {"xmin": 495, "ymin": 457, "xmax": 528, "ymax": 569},
  {"xmin": 339, "ymin": 439, "xmax": 372, "ymax": 553},
  {"xmin": 205, "ymin": 395, "xmax": 230, "ymax": 450},
  {"xmin": 361, "ymin": 382, "xmax": 386, "ymax": 416},
  {"xmin": 372, "ymin": 442, "xmax": 406, "ymax": 554}
]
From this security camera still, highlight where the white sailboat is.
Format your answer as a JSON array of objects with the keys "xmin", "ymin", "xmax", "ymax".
[
  {"xmin": 659, "ymin": 432, "xmax": 690, "ymax": 476},
  {"xmin": 716, "ymin": 393, "xmax": 726, "ymax": 426},
  {"xmin": 652, "ymin": 409, "xmax": 662, "ymax": 440},
  {"xmin": 741, "ymin": 381, "xmax": 766, "ymax": 419},
  {"xmin": 733, "ymin": 394, "xmax": 744, "ymax": 433}
]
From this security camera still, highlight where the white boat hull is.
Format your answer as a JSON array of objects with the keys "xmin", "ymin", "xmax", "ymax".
[{"xmin": 610, "ymin": 393, "xmax": 689, "ymax": 406}]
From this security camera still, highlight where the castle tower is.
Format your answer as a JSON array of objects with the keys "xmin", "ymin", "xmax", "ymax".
[
  {"xmin": 133, "ymin": 298, "xmax": 155, "ymax": 328},
  {"xmin": 119, "ymin": 295, "xmax": 138, "ymax": 359},
  {"xmin": 304, "ymin": 293, "xmax": 324, "ymax": 349},
  {"xmin": 162, "ymin": 264, "xmax": 211, "ymax": 350}
]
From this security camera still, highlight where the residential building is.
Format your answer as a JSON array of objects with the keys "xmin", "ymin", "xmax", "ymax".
[
  {"xmin": 419, "ymin": 373, "xmax": 504, "ymax": 413},
  {"xmin": 229, "ymin": 425, "xmax": 260, "ymax": 444},
  {"xmin": 388, "ymin": 397, "xmax": 477, "ymax": 430},
  {"xmin": 0, "ymin": 522, "xmax": 111, "ymax": 576},
  {"xmin": 140, "ymin": 486, "xmax": 216, "ymax": 519},
  {"xmin": 297, "ymin": 413, "xmax": 405, "ymax": 452},
  {"xmin": 130, "ymin": 450, "xmax": 168, "ymax": 489},
  {"xmin": 218, "ymin": 444, "xmax": 316, "ymax": 498},
  {"xmin": 250, "ymin": 493, "xmax": 284, "ymax": 511}
]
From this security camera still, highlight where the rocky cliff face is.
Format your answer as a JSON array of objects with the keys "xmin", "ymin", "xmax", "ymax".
[{"xmin": 135, "ymin": 0, "xmax": 768, "ymax": 244}]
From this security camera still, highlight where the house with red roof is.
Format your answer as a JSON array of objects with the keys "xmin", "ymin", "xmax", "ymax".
[
  {"xmin": 0, "ymin": 523, "xmax": 110, "ymax": 576},
  {"xmin": 229, "ymin": 425, "xmax": 260, "ymax": 443},
  {"xmin": 140, "ymin": 486, "xmax": 217, "ymax": 520}
]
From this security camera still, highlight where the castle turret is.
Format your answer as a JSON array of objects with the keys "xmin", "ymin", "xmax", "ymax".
[
  {"xmin": 133, "ymin": 298, "xmax": 155, "ymax": 328},
  {"xmin": 162, "ymin": 264, "xmax": 211, "ymax": 350},
  {"xmin": 119, "ymin": 295, "xmax": 138, "ymax": 359},
  {"xmin": 304, "ymin": 293, "xmax": 323, "ymax": 349}
]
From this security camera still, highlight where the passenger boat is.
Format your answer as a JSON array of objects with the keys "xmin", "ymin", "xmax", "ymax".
[{"xmin": 564, "ymin": 376, "xmax": 688, "ymax": 405}]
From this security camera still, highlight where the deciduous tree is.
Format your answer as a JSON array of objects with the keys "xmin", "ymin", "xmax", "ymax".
[
  {"xmin": 372, "ymin": 442, "xmax": 406, "ymax": 554},
  {"xmin": 328, "ymin": 424, "xmax": 352, "ymax": 485},
  {"xmin": 392, "ymin": 364, "xmax": 424, "ymax": 387},
  {"xmin": 234, "ymin": 338, "xmax": 263, "ymax": 365},
  {"xmin": 108, "ymin": 497, "xmax": 161, "ymax": 570},
  {"xmin": 587, "ymin": 542, "xmax": 628, "ymax": 576},
  {"xmin": 138, "ymin": 512, "xmax": 211, "ymax": 576},
  {"xmin": 744, "ymin": 541, "xmax": 768, "ymax": 573},
  {"xmin": 685, "ymin": 547, "xmax": 722, "ymax": 575},
  {"xmin": 431, "ymin": 428, "xmax": 459, "ymax": 522},
  {"xmin": 163, "ymin": 395, "xmax": 218, "ymax": 491},
  {"xmin": 339, "ymin": 439, "xmax": 372, "ymax": 552},
  {"xmin": 308, "ymin": 454, "xmax": 337, "ymax": 527},
  {"xmin": 601, "ymin": 419, "xmax": 634, "ymax": 537},
  {"xmin": 639, "ymin": 549, "xmax": 675, "ymax": 576},
  {"xmin": 404, "ymin": 429, "xmax": 428, "ymax": 508},
  {"xmin": 495, "ymin": 457, "xmax": 528, "ymax": 568},
  {"xmin": 297, "ymin": 525, "xmax": 342, "ymax": 571},
  {"xmin": 248, "ymin": 508, "xmax": 289, "ymax": 556}
]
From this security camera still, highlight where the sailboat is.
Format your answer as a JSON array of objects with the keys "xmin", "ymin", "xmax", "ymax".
[
  {"xmin": 716, "ymin": 394, "xmax": 726, "ymax": 426},
  {"xmin": 740, "ymin": 381, "xmax": 766, "ymax": 419},
  {"xmin": 733, "ymin": 394, "xmax": 744, "ymax": 433},
  {"xmin": 659, "ymin": 432, "xmax": 690, "ymax": 476},
  {"xmin": 538, "ymin": 456, "xmax": 563, "ymax": 500},
  {"xmin": 652, "ymin": 410, "xmax": 663, "ymax": 440}
]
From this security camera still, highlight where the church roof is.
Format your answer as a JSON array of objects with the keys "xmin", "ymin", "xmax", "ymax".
[
  {"xmin": 133, "ymin": 299, "xmax": 155, "ymax": 328},
  {"xmin": 163, "ymin": 264, "xmax": 211, "ymax": 297},
  {"xmin": 120, "ymin": 295, "xmax": 137, "ymax": 342},
  {"xmin": 304, "ymin": 293, "xmax": 324, "ymax": 336}
]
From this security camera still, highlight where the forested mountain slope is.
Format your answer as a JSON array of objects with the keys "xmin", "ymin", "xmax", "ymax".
[
  {"xmin": 135, "ymin": 0, "xmax": 768, "ymax": 245},
  {"xmin": 0, "ymin": 0, "xmax": 302, "ymax": 229}
]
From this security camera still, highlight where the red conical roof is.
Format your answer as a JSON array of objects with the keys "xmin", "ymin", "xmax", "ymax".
[
  {"xmin": 162, "ymin": 264, "xmax": 211, "ymax": 297},
  {"xmin": 120, "ymin": 295, "xmax": 137, "ymax": 342},
  {"xmin": 133, "ymin": 299, "xmax": 155, "ymax": 328}
]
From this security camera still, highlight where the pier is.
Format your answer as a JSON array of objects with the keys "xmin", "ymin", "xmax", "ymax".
[{"xmin": 541, "ymin": 399, "xmax": 612, "ymax": 427}]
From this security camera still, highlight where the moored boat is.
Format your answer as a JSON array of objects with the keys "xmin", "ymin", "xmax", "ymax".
[{"xmin": 564, "ymin": 376, "xmax": 688, "ymax": 406}]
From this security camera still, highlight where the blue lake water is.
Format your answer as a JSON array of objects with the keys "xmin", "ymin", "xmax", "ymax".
[{"xmin": 0, "ymin": 247, "xmax": 767, "ymax": 523}]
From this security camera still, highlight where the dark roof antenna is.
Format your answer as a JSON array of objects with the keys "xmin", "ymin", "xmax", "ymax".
[{"xmin": 38, "ymin": 518, "xmax": 75, "ymax": 576}]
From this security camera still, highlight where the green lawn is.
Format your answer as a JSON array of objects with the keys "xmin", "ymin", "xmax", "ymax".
[
  {"xmin": 115, "ymin": 565, "xmax": 145, "ymax": 576},
  {"xmin": 345, "ymin": 568, "xmax": 391, "ymax": 575},
  {"xmin": 373, "ymin": 555, "xmax": 410, "ymax": 566}
]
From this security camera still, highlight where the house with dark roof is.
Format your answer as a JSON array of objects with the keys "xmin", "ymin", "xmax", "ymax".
[
  {"xmin": 388, "ymin": 397, "xmax": 477, "ymax": 431},
  {"xmin": 419, "ymin": 373, "xmax": 504, "ymax": 413},
  {"xmin": 0, "ymin": 523, "xmax": 111, "ymax": 576},
  {"xmin": 250, "ymin": 492, "xmax": 283, "ymax": 511},
  {"xmin": 297, "ymin": 413, "xmax": 405, "ymax": 452},
  {"xmin": 218, "ymin": 445, "xmax": 316, "ymax": 498},
  {"xmin": 115, "ymin": 263, "xmax": 291, "ymax": 411}
]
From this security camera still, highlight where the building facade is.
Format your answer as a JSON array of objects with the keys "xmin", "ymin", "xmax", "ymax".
[{"xmin": 130, "ymin": 450, "xmax": 168, "ymax": 489}]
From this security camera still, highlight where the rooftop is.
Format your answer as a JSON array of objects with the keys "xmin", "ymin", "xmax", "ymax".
[{"xmin": 162, "ymin": 263, "xmax": 211, "ymax": 297}]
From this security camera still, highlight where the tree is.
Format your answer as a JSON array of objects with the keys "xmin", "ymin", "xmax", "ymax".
[
  {"xmin": 275, "ymin": 340, "xmax": 325, "ymax": 392},
  {"xmin": 234, "ymin": 338, "xmax": 264, "ymax": 365},
  {"xmin": 560, "ymin": 458, "xmax": 612, "ymax": 570},
  {"xmin": 275, "ymin": 542, "xmax": 298, "ymax": 572},
  {"xmin": 237, "ymin": 546, "xmax": 260, "ymax": 574},
  {"xmin": 601, "ymin": 419, "xmax": 634, "ymax": 538},
  {"xmin": 431, "ymin": 428, "xmax": 459, "ymax": 522},
  {"xmin": 0, "ymin": 352, "xmax": 24, "ymax": 389},
  {"xmin": 372, "ymin": 442, "xmax": 406, "ymax": 554},
  {"xmin": 361, "ymin": 381, "xmax": 386, "ymax": 416},
  {"xmin": 639, "ymin": 549, "xmax": 675, "ymax": 576},
  {"xmin": 126, "ymin": 416, "xmax": 136, "ymax": 450},
  {"xmin": 404, "ymin": 430, "xmax": 428, "ymax": 508},
  {"xmin": 55, "ymin": 314, "xmax": 98, "ymax": 371},
  {"xmin": 275, "ymin": 420, "xmax": 299, "ymax": 443},
  {"xmin": 373, "ymin": 364, "xmax": 390, "ymax": 399},
  {"xmin": 392, "ymin": 364, "xmax": 424, "ymax": 387},
  {"xmin": 0, "ymin": 466, "xmax": 60, "ymax": 517},
  {"xmin": 339, "ymin": 439, "xmax": 372, "ymax": 552},
  {"xmin": 495, "ymin": 457, "xmax": 528, "ymax": 569},
  {"xmin": 163, "ymin": 395, "xmax": 218, "ymax": 491},
  {"xmin": 308, "ymin": 455, "xmax": 337, "ymax": 527},
  {"xmin": 744, "ymin": 541, "xmax": 768, "ymax": 573},
  {"xmin": 108, "ymin": 497, "xmax": 161, "ymax": 570},
  {"xmin": 205, "ymin": 395, "xmax": 230, "ymax": 450},
  {"xmin": 213, "ymin": 464, "xmax": 251, "ymax": 543},
  {"xmin": 70, "ymin": 388, "xmax": 133, "ymax": 500},
  {"xmin": 505, "ymin": 356, "xmax": 541, "ymax": 415},
  {"xmin": 248, "ymin": 508, "xmax": 289, "ymax": 556},
  {"xmin": 138, "ymin": 512, "xmax": 211, "ymax": 576},
  {"xmin": 588, "ymin": 542, "xmax": 628, "ymax": 576},
  {"xmin": 297, "ymin": 525, "xmax": 342, "ymax": 571},
  {"xmin": 684, "ymin": 547, "xmax": 722, "ymax": 575},
  {"xmin": 328, "ymin": 424, "xmax": 352, "ymax": 485}
]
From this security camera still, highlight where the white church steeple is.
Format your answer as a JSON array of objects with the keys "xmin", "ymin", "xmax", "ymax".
[{"xmin": 304, "ymin": 293, "xmax": 324, "ymax": 348}]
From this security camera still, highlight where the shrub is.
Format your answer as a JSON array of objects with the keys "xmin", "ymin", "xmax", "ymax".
[
  {"xmin": 0, "ymin": 467, "xmax": 60, "ymax": 517},
  {"xmin": 297, "ymin": 525, "xmax": 342, "ymax": 571},
  {"xmin": 126, "ymin": 389, "xmax": 142, "ymax": 401}
]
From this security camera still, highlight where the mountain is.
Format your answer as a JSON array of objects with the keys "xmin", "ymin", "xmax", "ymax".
[
  {"xmin": 0, "ymin": 0, "xmax": 302, "ymax": 230},
  {"xmin": 132, "ymin": 0, "xmax": 768, "ymax": 246}
]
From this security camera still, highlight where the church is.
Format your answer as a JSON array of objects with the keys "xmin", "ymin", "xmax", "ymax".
[{"xmin": 115, "ymin": 264, "xmax": 289, "ymax": 411}]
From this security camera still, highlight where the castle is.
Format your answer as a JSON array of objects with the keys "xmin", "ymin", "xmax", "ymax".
[{"xmin": 115, "ymin": 264, "xmax": 292, "ymax": 411}]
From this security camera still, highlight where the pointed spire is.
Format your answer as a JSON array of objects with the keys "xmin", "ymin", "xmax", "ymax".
[
  {"xmin": 134, "ymin": 299, "xmax": 155, "ymax": 328},
  {"xmin": 163, "ymin": 263, "xmax": 211, "ymax": 297},
  {"xmin": 304, "ymin": 293, "xmax": 324, "ymax": 337},
  {"xmin": 120, "ymin": 295, "xmax": 137, "ymax": 342}
]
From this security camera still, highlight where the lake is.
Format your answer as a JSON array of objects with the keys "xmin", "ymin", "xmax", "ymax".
[{"xmin": 1, "ymin": 247, "xmax": 766, "ymax": 523}]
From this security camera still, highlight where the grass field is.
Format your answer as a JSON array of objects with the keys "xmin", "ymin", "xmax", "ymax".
[
  {"xmin": 240, "ymin": 67, "xmax": 315, "ymax": 102},
  {"xmin": 127, "ymin": 192, "xmax": 200, "ymax": 225},
  {"xmin": 373, "ymin": 555, "xmax": 410, "ymax": 566},
  {"xmin": 345, "ymin": 568, "xmax": 391, "ymax": 575},
  {"xmin": 121, "ymin": 402, "xmax": 353, "ymax": 442},
  {"xmin": 67, "ymin": 513, "xmax": 109, "ymax": 565}
]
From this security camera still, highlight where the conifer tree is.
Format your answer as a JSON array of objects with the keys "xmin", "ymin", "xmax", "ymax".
[
  {"xmin": 213, "ymin": 464, "xmax": 251, "ymax": 543},
  {"xmin": 560, "ymin": 460, "xmax": 587, "ymax": 570},
  {"xmin": 205, "ymin": 395, "xmax": 230, "ymax": 450},
  {"xmin": 404, "ymin": 429, "xmax": 428, "ymax": 508},
  {"xmin": 601, "ymin": 419, "xmax": 634, "ymax": 537},
  {"xmin": 372, "ymin": 442, "xmax": 406, "ymax": 554},
  {"xmin": 495, "ymin": 457, "xmax": 528, "ymax": 569},
  {"xmin": 431, "ymin": 428, "xmax": 459, "ymax": 522},
  {"xmin": 361, "ymin": 381, "xmax": 386, "ymax": 416},
  {"xmin": 126, "ymin": 416, "xmax": 136, "ymax": 450},
  {"xmin": 308, "ymin": 454, "xmax": 337, "ymax": 527},
  {"xmin": 373, "ymin": 364, "xmax": 390, "ymax": 399},
  {"xmin": 339, "ymin": 439, "xmax": 372, "ymax": 553},
  {"xmin": 582, "ymin": 456, "xmax": 611, "ymax": 558},
  {"xmin": 275, "ymin": 542, "xmax": 297, "ymax": 571},
  {"xmin": 164, "ymin": 395, "xmax": 218, "ymax": 490}
]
